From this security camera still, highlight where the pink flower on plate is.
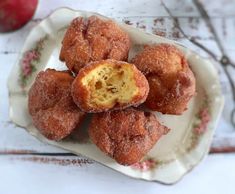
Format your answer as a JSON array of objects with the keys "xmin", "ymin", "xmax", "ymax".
[
  {"xmin": 21, "ymin": 50, "xmax": 39, "ymax": 77},
  {"xmin": 131, "ymin": 158, "xmax": 156, "ymax": 171},
  {"xmin": 194, "ymin": 108, "xmax": 210, "ymax": 135},
  {"xmin": 25, "ymin": 50, "xmax": 39, "ymax": 62},
  {"xmin": 19, "ymin": 35, "xmax": 48, "ymax": 88},
  {"xmin": 200, "ymin": 108, "xmax": 210, "ymax": 122},
  {"xmin": 21, "ymin": 60, "xmax": 32, "ymax": 76}
]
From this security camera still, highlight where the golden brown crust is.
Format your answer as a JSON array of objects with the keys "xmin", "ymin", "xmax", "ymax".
[
  {"xmin": 71, "ymin": 59, "xmax": 149, "ymax": 113},
  {"xmin": 60, "ymin": 16, "xmax": 131, "ymax": 73},
  {"xmin": 88, "ymin": 108, "xmax": 170, "ymax": 165},
  {"xmin": 28, "ymin": 69, "xmax": 86, "ymax": 141},
  {"xmin": 131, "ymin": 44, "xmax": 196, "ymax": 114}
]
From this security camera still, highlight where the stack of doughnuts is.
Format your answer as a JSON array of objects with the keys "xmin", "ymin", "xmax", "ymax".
[{"xmin": 28, "ymin": 16, "xmax": 196, "ymax": 165}]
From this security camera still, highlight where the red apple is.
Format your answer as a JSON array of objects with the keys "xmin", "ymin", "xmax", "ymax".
[{"xmin": 0, "ymin": 0, "xmax": 38, "ymax": 32}]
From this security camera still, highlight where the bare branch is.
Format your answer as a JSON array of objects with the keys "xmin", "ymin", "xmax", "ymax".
[{"xmin": 160, "ymin": 0, "xmax": 218, "ymax": 61}]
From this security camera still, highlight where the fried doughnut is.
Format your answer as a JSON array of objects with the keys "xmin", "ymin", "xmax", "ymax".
[
  {"xmin": 71, "ymin": 59, "xmax": 149, "ymax": 113},
  {"xmin": 59, "ymin": 16, "xmax": 131, "ymax": 73},
  {"xmin": 88, "ymin": 108, "xmax": 170, "ymax": 165},
  {"xmin": 28, "ymin": 69, "xmax": 85, "ymax": 141},
  {"xmin": 131, "ymin": 44, "xmax": 196, "ymax": 114}
]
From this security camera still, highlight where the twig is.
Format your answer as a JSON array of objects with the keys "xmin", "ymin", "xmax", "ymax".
[
  {"xmin": 160, "ymin": 0, "xmax": 218, "ymax": 61},
  {"xmin": 192, "ymin": 0, "xmax": 225, "ymax": 55},
  {"xmin": 160, "ymin": 0, "xmax": 235, "ymax": 143},
  {"xmin": 192, "ymin": 0, "xmax": 235, "ymax": 128}
]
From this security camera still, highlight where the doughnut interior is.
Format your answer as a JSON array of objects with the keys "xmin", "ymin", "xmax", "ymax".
[{"xmin": 81, "ymin": 63, "xmax": 138, "ymax": 108}]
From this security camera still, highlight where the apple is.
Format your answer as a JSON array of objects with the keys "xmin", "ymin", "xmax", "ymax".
[{"xmin": 0, "ymin": 0, "xmax": 38, "ymax": 32}]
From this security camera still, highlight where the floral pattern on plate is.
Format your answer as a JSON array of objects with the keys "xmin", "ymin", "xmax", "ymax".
[
  {"xmin": 19, "ymin": 35, "xmax": 48, "ymax": 88},
  {"xmin": 8, "ymin": 8, "xmax": 224, "ymax": 184}
]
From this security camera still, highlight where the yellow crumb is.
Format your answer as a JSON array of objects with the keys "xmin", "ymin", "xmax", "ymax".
[{"xmin": 81, "ymin": 63, "xmax": 139, "ymax": 108}]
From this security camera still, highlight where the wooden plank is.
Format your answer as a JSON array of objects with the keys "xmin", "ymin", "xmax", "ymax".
[
  {"xmin": 0, "ymin": 154, "xmax": 235, "ymax": 193},
  {"xmin": 1, "ymin": 1, "xmax": 235, "ymax": 192},
  {"xmin": 1, "ymin": 51, "xmax": 234, "ymax": 154},
  {"xmin": 1, "ymin": 17, "xmax": 235, "ymax": 54},
  {"xmin": 35, "ymin": 0, "xmax": 170, "ymax": 19},
  {"xmin": 34, "ymin": 0, "xmax": 235, "ymax": 19},
  {"xmin": 0, "ymin": 20, "xmax": 40, "ymax": 53},
  {"xmin": 201, "ymin": 0, "xmax": 235, "ymax": 17},
  {"xmin": 7, "ymin": 155, "xmax": 94, "ymax": 166},
  {"xmin": 1, "ymin": 0, "xmax": 235, "ymax": 154},
  {"xmin": 0, "ymin": 0, "xmax": 234, "ymax": 53}
]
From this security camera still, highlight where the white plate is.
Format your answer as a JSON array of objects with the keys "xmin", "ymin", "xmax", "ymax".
[{"xmin": 8, "ymin": 8, "xmax": 224, "ymax": 184}]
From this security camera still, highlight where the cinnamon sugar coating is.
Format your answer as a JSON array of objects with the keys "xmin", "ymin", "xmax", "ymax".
[
  {"xmin": 131, "ymin": 44, "xmax": 196, "ymax": 114},
  {"xmin": 60, "ymin": 16, "xmax": 131, "ymax": 73},
  {"xmin": 88, "ymin": 108, "xmax": 170, "ymax": 165},
  {"xmin": 28, "ymin": 69, "xmax": 85, "ymax": 140}
]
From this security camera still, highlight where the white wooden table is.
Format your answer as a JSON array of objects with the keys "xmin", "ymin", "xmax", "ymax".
[{"xmin": 1, "ymin": 0, "xmax": 235, "ymax": 193}]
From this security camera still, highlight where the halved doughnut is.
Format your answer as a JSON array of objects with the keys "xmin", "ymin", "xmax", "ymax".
[{"xmin": 71, "ymin": 59, "xmax": 149, "ymax": 112}]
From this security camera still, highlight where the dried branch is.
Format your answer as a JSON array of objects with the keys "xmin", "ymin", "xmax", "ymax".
[
  {"xmin": 192, "ymin": 0, "xmax": 225, "ymax": 55},
  {"xmin": 161, "ymin": 0, "xmax": 235, "ymax": 128},
  {"xmin": 160, "ymin": 0, "xmax": 218, "ymax": 61},
  {"xmin": 192, "ymin": 0, "xmax": 235, "ymax": 128}
]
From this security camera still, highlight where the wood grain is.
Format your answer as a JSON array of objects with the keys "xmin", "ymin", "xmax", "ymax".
[
  {"xmin": 0, "ymin": 153, "xmax": 234, "ymax": 193},
  {"xmin": 1, "ymin": 1, "xmax": 235, "ymax": 193},
  {"xmin": 11, "ymin": 156, "xmax": 94, "ymax": 166},
  {"xmin": 1, "ymin": 0, "xmax": 235, "ymax": 156}
]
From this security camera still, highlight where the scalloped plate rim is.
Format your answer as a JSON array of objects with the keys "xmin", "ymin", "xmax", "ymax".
[{"xmin": 7, "ymin": 8, "xmax": 224, "ymax": 184}]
